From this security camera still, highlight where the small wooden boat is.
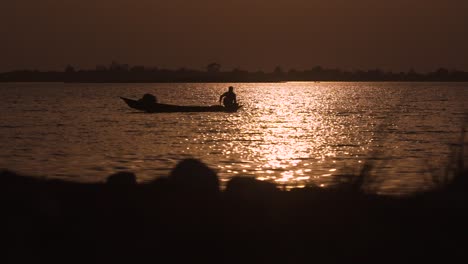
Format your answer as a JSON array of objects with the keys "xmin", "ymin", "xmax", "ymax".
[{"xmin": 120, "ymin": 97, "xmax": 242, "ymax": 113}]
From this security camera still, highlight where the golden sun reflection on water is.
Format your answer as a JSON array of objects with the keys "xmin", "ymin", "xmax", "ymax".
[
  {"xmin": 206, "ymin": 82, "xmax": 465, "ymax": 194},
  {"xmin": 214, "ymin": 85, "xmax": 346, "ymax": 189}
]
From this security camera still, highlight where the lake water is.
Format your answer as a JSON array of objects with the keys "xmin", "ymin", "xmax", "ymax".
[{"xmin": 1, "ymin": 82, "xmax": 467, "ymax": 194}]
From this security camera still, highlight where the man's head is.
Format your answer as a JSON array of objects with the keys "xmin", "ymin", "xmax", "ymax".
[{"xmin": 228, "ymin": 86, "xmax": 234, "ymax": 92}]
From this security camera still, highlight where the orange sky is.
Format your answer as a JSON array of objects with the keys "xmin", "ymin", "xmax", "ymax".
[{"xmin": 1, "ymin": 0, "xmax": 467, "ymax": 72}]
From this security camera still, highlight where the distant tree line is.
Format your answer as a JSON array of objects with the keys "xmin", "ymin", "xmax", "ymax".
[{"xmin": 1, "ymin": 62, "xmax": 468, "ymax": 82}]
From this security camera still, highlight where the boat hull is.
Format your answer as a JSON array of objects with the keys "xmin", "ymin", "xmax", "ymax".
[{"xmin": 120, "ymin": 97, "xmax": 241, "ymax": 113}]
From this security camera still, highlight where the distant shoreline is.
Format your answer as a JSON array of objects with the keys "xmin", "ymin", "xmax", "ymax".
[
  {"xmin": 2, "ymin": 81, "xmax": 468, "ymax": 84},
  {"xmin": 2, "ymin": 64, "xmax": 468, "ymax": 83},
  {"xmin": 2, "ymin": 80, "xmax": 468, "ymax": 83}
]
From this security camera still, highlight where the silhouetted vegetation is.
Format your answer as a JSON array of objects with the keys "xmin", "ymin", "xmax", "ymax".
[
  {"xmin": 1, "ymin": 62, "xmax": 468, "ymax": 82},
  {"xmin": 2, "ymin": 141, "xmax": 467, "ymax": 263}
]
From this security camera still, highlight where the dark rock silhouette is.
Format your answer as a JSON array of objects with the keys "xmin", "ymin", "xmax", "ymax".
[
  {"xmin": 168, "ymin": 158, "xmax": 220, "ymax": 195},
  {"xmin": 225, "ymin": 176, "xmax": 278, "ymax": 200},
  {"xmin": 106, "ymin": 171, "xmax": 137, "ymax": 186}
]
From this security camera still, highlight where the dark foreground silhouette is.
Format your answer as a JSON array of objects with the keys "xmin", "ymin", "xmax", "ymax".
[{"xmin": 2, "ymin": 158, "xmax": 467, "ymax": 264}]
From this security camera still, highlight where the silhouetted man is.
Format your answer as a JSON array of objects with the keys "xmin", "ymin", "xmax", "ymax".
[{"xmin": 219, "ymin": 86, "xmax": 237, "ymax": 108}]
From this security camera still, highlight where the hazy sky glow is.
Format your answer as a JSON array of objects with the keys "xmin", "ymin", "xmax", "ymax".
[{"xmin": 1, "ymin": 0, "xmax": 467, "ymax": 72}]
